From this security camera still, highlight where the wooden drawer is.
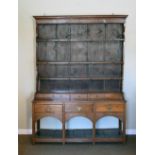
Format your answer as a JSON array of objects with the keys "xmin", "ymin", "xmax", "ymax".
[
  {"xmin": 88, "ymin": 93, "xmax": 123, "ymax": 100},
  {"xmin": 88, "ymin": 93, "xmax": 104, "ymax": 100},
  {"xmin": 34, "ymin": 105, "xmax": 62, "ymax": 113},
  {"xmin": 103, "ymin": 93, "xmax": 123, "ymax": 100},
  {"xmin": 71, "ymin": 94, "xmax": 87, "ymax": 100},
  {"xmin": 65, "ymin": 103, "xmax": 93, "ymax": 112},
  {"xmin": 35, "ymin": 93, "xmax": 70, "ymax": 100},
  {"xmin": 95, "ymin": 103, "xmax": 124, "ymax": 112},
  {"xmin": 33, "ymin": 100, "xmax": 62, "ymax": 105}
]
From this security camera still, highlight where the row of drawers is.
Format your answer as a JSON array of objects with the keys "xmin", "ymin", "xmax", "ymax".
[
  {"xmin": 34, "ymin": 102, "xmax": 125, "ymax": 113},
  {"xmin": 35, "ymin": 93, "xmax": 123, "ymax": 100}
]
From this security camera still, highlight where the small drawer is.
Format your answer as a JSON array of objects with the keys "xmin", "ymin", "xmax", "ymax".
[
  {"xmin": 104, "ymin": 93, "xmax": 123, "ymax": 100},
  {"xmin": 34, "ymin": 105, "xmax": 62, "ymax": 113},
  {"xmin": 35, "ymin": 93, "xmax": 70, "ymax": 100},
  {"xmin": 88, "ymin": 93, "xmax": 104, "ymax": 100},
  {"xmin": 95, "ymin": 103, "xmax": 124, "ymax": 112},
  {"xmin": 33, "ymin": 100, "xmax": 62, "ymax": 105},
  {"xmin": 65, "ymin": 103, "xmax": 93, "ymax": 112},
  {"xmin": 51, "ymin": 94, "xmax": 70, "ymax": 100},
  {"xmin": 71, "ymin": 94, "xmax": 87, "ymax": 100}
]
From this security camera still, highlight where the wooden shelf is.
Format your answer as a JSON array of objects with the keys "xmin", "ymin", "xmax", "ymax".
[
  {"xmin": 95, "ymin": 129, "xmax": 123, "ymax": 138},
  {"xmin": 35, "ymin": 129, "xmax": 62, "ymax": 138},
  {"xmin": 66, "ymin": 129, "xmax": 93, "ymax": 138},
  {"xmin": 37, "ymin": 61, "xmax": 123, "ymax": 65},
  {"xmin": 37, "ymin": 90, "xmax": 123, "ymax": 94},
  {"xmin": 34, "ymin": 129, "xmax": 123, "ymax": 139},
  {"xmin": 39, "ymin": 77, "xmax": 122, "ymax": 80},
  {"xmin": 37, "ymin": 38, "xmax": 124, "ymax": 42}
]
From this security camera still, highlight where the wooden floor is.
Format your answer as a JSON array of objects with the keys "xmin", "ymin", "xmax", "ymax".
[{"xmin": 19, "ymin": 135, "xmax": 136, "ymax": 155}]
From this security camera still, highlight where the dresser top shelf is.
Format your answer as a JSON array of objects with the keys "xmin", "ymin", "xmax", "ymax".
[{"xmin": 34, "ymin": 15, "xmax": 127, "ymax": 24}]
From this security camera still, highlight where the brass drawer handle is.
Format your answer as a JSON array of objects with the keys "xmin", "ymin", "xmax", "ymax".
[
  {"xmin": 77, "ymin": 106, "xmax": 82, "ymax": 112},
  {"xmin": 107, "ymin": 106, "xmax": 112, "ymax": 111},
  {"xmin": 46, "ymin": 107, "xmax": 52, "ymax": 112}
]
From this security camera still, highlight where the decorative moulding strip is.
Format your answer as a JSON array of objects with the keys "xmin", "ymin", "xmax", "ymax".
[
  {"xmin": 18, "ymin": 129, "xmax": 136, "ymax": 135},
  {"xmin": 33, "ymin": 15, "xmax": 128, "ymax": 24},
  {"xmin": 33, "ymin": 15, "xmax": 128, "ymax": 19}
]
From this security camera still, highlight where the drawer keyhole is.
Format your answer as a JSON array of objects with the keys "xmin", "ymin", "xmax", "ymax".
[
  {"xmin": 77, "ymin": 107, "xmax": 82, "ymax": 112},
  {"xmin": 107, "ymin": 106, "xmax": 112, "ymax": 111},
  {"xmin": 46, "ymin": 107, "xmax": 51, "ymax": 112}
]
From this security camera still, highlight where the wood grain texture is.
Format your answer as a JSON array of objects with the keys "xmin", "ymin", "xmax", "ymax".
[
  {"xmin": 32, "ymin": 92, "xmax": 126, "ymax": 143},
  {"xmin": 34, "ymin": 104, "xmax": 62, "ymax": 113},
  {"xmin": 37, "ymin": 42, "xmax": 57, "ymax": 61},
  {"xmin": 65, "ymin": 103, "xmax": 93, "ymax": 112},
  {"xmin": 34, "ymin": 15, "xmax": 128, "ymax": 24},
  {"xmin": 33, "ymin": 15, "xmax": 127, "ymax": 143}
]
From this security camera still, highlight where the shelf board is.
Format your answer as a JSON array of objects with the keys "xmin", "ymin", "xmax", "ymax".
[
  {"xmin": 37, "ymin": 38, "xmax": 124, "ymax": 42},
  {"xmin": 37, "ymin": 61, "xmax": 123, "ymax": 65},
  {"xmin": 35, "ymin": 129, "xmax": 62, "ymax": 138},
  {"xmin": 66, "ymin": 129, "xmax": 93, "ymax": 138},
  {"xmin": 39, "ymin": 77, "xmax": 122, "ymax": 80},
  {"xmin": 34, "ymin": 129, "xmax": 123, "ymax": 139},
  {"xmin": 96, "ymin": 129, "xmax": 123, "ymax": 138},
  {"xmin": 38, "ymin": 90, "xmax": 122, "ymax": 94}
]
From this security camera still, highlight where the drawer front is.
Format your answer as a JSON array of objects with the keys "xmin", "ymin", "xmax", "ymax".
[
  {"xmin": 65, "ymin": 103, "xmax": 93, "ymax": 112},
  {"xmin": 35, "ymin": 93, "xmax": 70, "ymax": 100},
  {"xmin": 104, "ymin": 93, "xmax": 123, "ymax": 100},
  {"xmin": 71, "ymin": 94, "xmax": 87, "ymax": 100},
  {"xmin": 34, "ymin": 105, "xmax": 62, "ymax": 113},
  {"xmin": 88, "ymin": 93, "xmax": 104, "ymax": 100},
  {"xmin": 33, "ymin": 101, "xmax": 62, "ymax": 105},
  {"xmin": 95, "ymin": 103, "xmax": 124, "ymax": 112}
]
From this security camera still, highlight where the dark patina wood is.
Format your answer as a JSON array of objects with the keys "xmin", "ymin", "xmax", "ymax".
[{"xmin": 32, "ymin": 15, "xmax": 127, "ymax": 144}]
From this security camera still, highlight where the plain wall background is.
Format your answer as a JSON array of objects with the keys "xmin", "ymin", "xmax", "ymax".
[{"xmin": 18, "ymin": 0, "xmax": 136, "ymax": 133}]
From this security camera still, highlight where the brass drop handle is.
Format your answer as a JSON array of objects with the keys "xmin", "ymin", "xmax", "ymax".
[
  {"xmin": 107, "ymin": 105, "xmax": 112, "ymax": 111},
  {"xmin": 46, "ymin": 107, "xmax": 52, "ymax": 112},
  {"xmin": 77, "ymin": 106, "xmax": 82, "ymax": 112}
]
